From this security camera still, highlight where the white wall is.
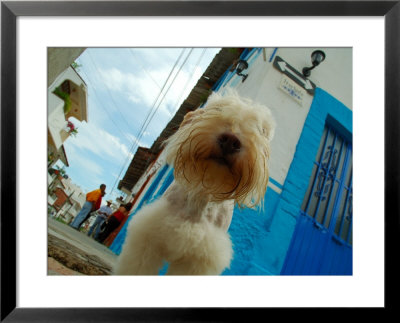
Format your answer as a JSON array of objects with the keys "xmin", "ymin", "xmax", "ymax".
[
  {"xmin": 48, "ymin": 97, "xmax": 67, "ymax": 150},
  {"xmin": 219, "ymin": 47, "xmax": 352, "ymax": 186},
  {"xmin": 48, "ymin": 66, "xmax": 88, "ymax": 118},
  {"xmin": 126, "ymin": 47, "xmax": 352, "ymax": 210},
  {"xmin": 132, "ymin": 151, "xmax": 165, "ymax": 210}
]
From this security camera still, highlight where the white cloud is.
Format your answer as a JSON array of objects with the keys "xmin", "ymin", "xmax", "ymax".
[
  {"xmin": 62, "ymin": 143, "xmax": 105, "ymax": 189},
  {"xmin": 127, "ymin": 94, "xmax": 141, "ymax": 104},
  {"xmin": 67, "ymin": 118, "xmax": 135, "ymax": 162},
  {"xmin": 98, "ymin": 67, "xmax": 159, "ymax": 107},
  {"xmin": 96, "ymin": 49, "xmax": 212, "ymax": 122},
  {"xmin": 63, "ymin": 48, "xmax": 220, "ymax": 195}
]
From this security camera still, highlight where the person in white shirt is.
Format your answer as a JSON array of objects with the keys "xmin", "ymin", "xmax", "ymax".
[{"xmin": 87, "ymin": 200, "xmax": 113, "ymax": 239}]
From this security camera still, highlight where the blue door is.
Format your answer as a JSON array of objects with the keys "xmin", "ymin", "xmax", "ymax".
[{"xmin": 281, "ymin": 123, "xmax": 352, "ymax": 275}]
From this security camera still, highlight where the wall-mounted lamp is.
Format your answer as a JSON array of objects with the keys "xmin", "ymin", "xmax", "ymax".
[
  {"xmin": 235, "ymin": 59, "xmax": 249, "ymax": 82},
  {"xmin": 302, "ymin": 50, "xmax": 326, "ymax": 77}
]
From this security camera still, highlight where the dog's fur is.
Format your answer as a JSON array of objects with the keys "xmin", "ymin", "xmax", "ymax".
[{"xmin": 114, "ymin": 91, "xmax": 275, "ymax": 275}]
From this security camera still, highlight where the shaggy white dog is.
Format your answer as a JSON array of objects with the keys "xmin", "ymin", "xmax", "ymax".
[{"xmin": 114, "ymin": 91, "xmax": 275, "ymax": 275}]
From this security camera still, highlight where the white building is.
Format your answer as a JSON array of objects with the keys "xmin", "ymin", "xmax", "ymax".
[
  {"xmin": 48, "ymin": 65, "xmax": 88, "ymax": 167},
  {"xmin": 48, "ymin": 173, "xmax": 86, "ymax": 223},
  {"xmin": 110, "ymin": 48, "xmax": 353, "ymax": 275}
]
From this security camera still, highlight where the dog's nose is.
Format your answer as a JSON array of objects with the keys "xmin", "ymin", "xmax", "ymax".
[{"xmin": 218, "ymin": 133, "xmax": 241, "ymax": 155}]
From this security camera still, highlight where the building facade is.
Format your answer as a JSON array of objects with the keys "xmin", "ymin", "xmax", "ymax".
[
  {"xmin": 48, "ymin": 173, "xmax": 86, "ymax": 223},
  {"xmin": 110, "ymin": 47, "xmax": 352, "ymax": 275},
  {"xmin": 48, "ymin": 65, "xmax": 88, "ymax": 168}
]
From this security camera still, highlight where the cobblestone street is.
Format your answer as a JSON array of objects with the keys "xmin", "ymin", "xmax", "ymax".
[{"xmin": 48, "ymin": 217, "xmax": 117, "ymax": 275}]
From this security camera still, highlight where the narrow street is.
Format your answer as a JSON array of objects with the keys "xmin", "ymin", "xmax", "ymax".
[{"xmin": 48, "ymin": 217, "xmax": 118, "ymax": 275}]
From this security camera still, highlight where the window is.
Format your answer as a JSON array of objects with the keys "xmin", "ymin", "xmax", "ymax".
[{"xmin": 301, "ymin": 123, "xmax": 352, "ymax": 246}]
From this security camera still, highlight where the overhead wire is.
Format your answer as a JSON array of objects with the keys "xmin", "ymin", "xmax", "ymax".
[
  {"xmin": 130, "ymin": 48, "xmax": 187, "ymax": 150},
  {"xmin": 109, "ymin": 48, "xmax": 191, "ymax": 196},
  {"xmin": 86, "ymin": 51, "xmax": 135, "ymax": 136},
  {"xmin": 128, "ymin": 49, "xmax": 162, "ymax": 89},
  {"xmin": 173, "ymin": 48, "xmax": 207, "ymax": 111},
  {"xmin": 78, "ymin": 68, "xmax": 133, "ymax": 144},
  {"xmin": 136, "ymin": 48, "xmax": 195, "ymax": 145},
  {"xmin": 77, "ymin": 48, "xmax": 201, "ymax": 198},
  {"xmin": 109, "ymin": 48, "xmax": 193, "ymax": 196}
]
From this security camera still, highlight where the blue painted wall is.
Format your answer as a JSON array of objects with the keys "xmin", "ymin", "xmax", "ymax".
[
  {"xmin": 221, "ymin": 88, "xmax": 352, "ymax": 275},
  {"xmin": 223, "ymin": 186, "xmax": 280, "ymax": 275},
  {"xmin": 270, "ymin": 87, "xmax": 352, "ymax": 274},
  {"xmin": 109, "ymin": 165, "xmax": 171, "ymax": 255},
  {"xmin": 213, "ymin": 48, "xmax": 262, "ymax": 91}
]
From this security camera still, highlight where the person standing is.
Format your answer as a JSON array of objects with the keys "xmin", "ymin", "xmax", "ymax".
[
  {"xmin": 87, "ymin": 199, "xmax": 113, "ymax": 238},
  {"xmin": 96, "ymin": 202, "xmax": 133, "ymax": 243},
  {"xmin": 70, "ymin": 184, "xmax": 106, "ymax": 230}
]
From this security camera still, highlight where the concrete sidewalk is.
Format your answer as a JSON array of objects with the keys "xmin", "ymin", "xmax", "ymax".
[{"xmin": 48, "ymin": 217, "xmax": 118, "ymax": 275}]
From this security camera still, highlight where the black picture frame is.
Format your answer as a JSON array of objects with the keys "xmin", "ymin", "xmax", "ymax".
[{"xmin": 1, "ymin": 1, "xmax": 399, "ymax": 321}]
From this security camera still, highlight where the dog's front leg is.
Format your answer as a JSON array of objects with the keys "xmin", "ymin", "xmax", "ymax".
[
  {"xmin": 115, "ymin": 241, "xmax": 163, "ymax": 275},
  {"xmin": 114, "ymin": 204, "xmax": 165, "ymax": 275}
]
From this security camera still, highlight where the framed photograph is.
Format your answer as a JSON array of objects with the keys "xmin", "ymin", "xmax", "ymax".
[{"xmin": 2, "ymin": 0, "xmax": 398, "ymax": 321}]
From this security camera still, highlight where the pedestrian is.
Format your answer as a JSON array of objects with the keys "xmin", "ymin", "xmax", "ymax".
[
  {"xmin": 80, "ymin": 191, "xmax": 106, "ymax": 230},
  {"xmin": 87, "ymin": 199, "xmax": 113, "ymax": 238},
  {"xmin": 70, "ymin": 184, "xmax": 106, "ymax": 230},
  {"xmin": 96, "ymin": 202, "xmax": 133, "ymax": 243}
]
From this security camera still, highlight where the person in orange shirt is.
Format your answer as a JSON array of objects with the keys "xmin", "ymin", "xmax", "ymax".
[{"xmin": 70, "ymin": 184, "xmax": 106, "ymax": 230}]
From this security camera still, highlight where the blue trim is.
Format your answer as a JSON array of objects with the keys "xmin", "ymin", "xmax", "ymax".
[
  {"xmin": 245, "ymin": 48, "xmax": 262, "ymax": 66},
  {"xmin": 212, "ymin": 69, "xmax": 230, "ymax": 91},
  {"xmin": 138, "ymin": 164, "xmax": 169, "ymax": 207},
  {"xmin": 269, "ymin": 48, "xmax": 278, "ymax": 62},
  {"xmin": 222, "ymin": 70, "xmax": 237, "ymax": 88},
  {"xmin": 109, "ymin": 164, "xmax": 170, "ymax": 254},
  {"xmin": 276, "ymin": 88, "xmax": 352, "ymax": 274},
  {"xmin": 225, "ymin": 48, "xmax": 261, "ymax": 88},
  {"xmin": 213, "ymin": 48, "xmax": 274, "ymax": 92},
  {"xmin": 214, "ymin": 48, "xmax": 263, "ymax": 91},
  {"xmin": 222, "ymin": 186, "xmax": 281, "ymax": 275},
  {"xmin": 155, "ymin": 167, "xmax": 175, "ymax": 198},
  {"xmin": 269, "ymin": 177, "xmax": 283, "ymax": 190}
]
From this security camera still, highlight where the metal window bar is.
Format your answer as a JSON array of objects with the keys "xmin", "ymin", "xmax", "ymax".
[
  {"xmin": 314, "ymin": 132, "xmax": 337, "ymax": 224},
  {"xmin": 345, "ymin": 171, "xmax": 353, "ymax": 244},
  {"xmin": 325, "ymin": 138, "xmax": 349, "ymax": 228},
  {"xmin": 345, "ymin": 187, "xmax": 353, "ymax": 244},
  {"xmin": 302, "ymin": 124, "xmax": 353, "ymax": 245},
  {"xmin": 304, "ymin": 126, "xmax": 330, "ymax": 214},
  {"xmin": 320, "ymin": 137, "xmax": 345, "ymax": 228},
  {"xmin": 329, "ymin": 142, "xmax": 352, "ymax": 245},
  {"xmin": 337, "ymin": 172, "xmax": 352, "ymax": 241}
]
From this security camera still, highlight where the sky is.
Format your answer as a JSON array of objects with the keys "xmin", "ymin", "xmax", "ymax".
[{"xmin": 56, "ymin": 47, "xmax": 221, "ymax": 202}]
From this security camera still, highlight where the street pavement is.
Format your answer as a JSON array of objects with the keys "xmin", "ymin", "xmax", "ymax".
[{"xmin": 48, "ymin": 217, "xmax": 118, "ymax": 275}]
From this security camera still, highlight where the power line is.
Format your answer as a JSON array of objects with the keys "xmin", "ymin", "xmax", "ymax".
[
  {"xmin": 109, "ymin": 48, "xmax": 189, "ymax": 195},
  {"xmin": 77, "ymin": 48, "xmax": 199, "ymax": 198},
  {"xmin": 136, "ymin": 48, "xmax": 188, "ymax": 142},
  {"xmin": 139, "ymin": 48, "xmax": 194, "ymax": 142},
  {"xmin": 86, "ymin": 51, "xmax": 134, "ymax": 136},
  {"xmin": 79, "ymin": 68, "xmax": 133, "ymax": 144},
  {"xmin": 129, "ymin": 49, "xmax": 161, "ymax": 89},
  {"xmin": 109, "ymin": 48, "xmax": 190, "ymax": 195},
  {"xmin": 173, "ymin": 48, "xmax": 207, "ymax": 111}
]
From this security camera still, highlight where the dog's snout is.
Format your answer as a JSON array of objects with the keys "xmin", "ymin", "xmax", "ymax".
[{"xmin": 218, "ymin": 133, "xmax": 241, "ymax": 155}]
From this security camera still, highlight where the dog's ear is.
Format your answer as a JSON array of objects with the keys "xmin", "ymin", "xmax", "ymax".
[
  {"xmin": 261, "ymin": 108, "xmax": 276, "ymax": 141},
  {"xmin": 263, "ymin": 120, "xmax": 276, "ymax": 142},
  {"xmin": 180, "ymin": 109, "xmax": 204, "ymax": 128}
]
